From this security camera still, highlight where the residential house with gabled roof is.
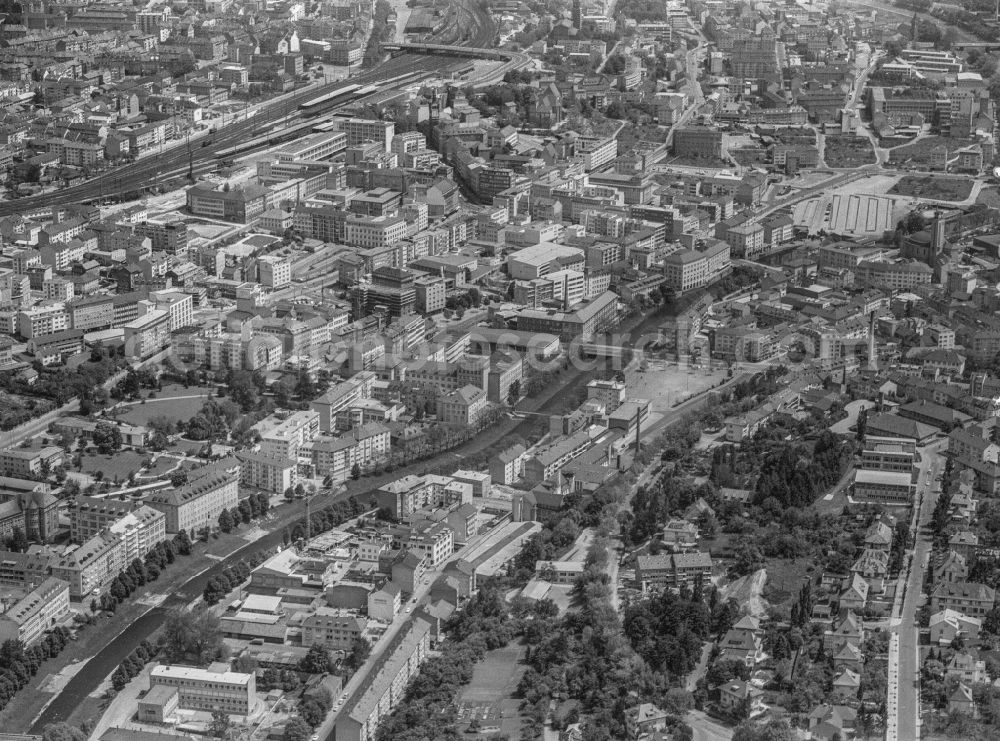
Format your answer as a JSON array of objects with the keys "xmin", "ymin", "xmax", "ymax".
[
  {"xmin": 839, "ymin": 572, "xmax": 870, "ymax": 611},
  {"xmin": 949, "ymin": 530, "xmax": 979, "ymax": 561},
  {"xmin": 851, "ymin": 548, "xmax": 889, "ymax": 593},
  {"xmin": 833, "ymin": 642, "xmax": 863, "ymax": 673},
  {"xmin": 824, "ymin": 610, "xmax": 864, "ymax": 653},
  {"xmin": 946, "ymin": 651, "xmax": 986, "ymax": 684},
  {"xmin": 683, "ymin": 497, "xmax": 715, "ymax": 521},
  {"xmin": 719, "ymin": 620, "xmax": 764, "ymax": 668},
  {"xmin": 864, "ymin": 520, "xmax": 893, "ymax": 551},
  {"xmin": 949, "ymin": 683, "xmax": 975, "ymax": 715},
  {"xmin": 934, "ymin": 550, "xmax": 969, "ymax": 584},
  {"xmin": 719, "ymin": 679, "xmax": 764, "ymax": 717},
  {"xmin": 623, "ymin": 703, "xmax": 669, "ymax": 739},
  {"xmin": 831, "ymin": 668, "xmax": 860, "ymax": 702},
  {"xmin": 930, "ymin": 581, "xmax": 996, "ymax": 617},
  {"xmin": 930, "ymin": 608, "xmax": 982, "ymax": 645},
  {"xmin": 807, "ymin": 704, "xmax": 857, "ymax": 741}
]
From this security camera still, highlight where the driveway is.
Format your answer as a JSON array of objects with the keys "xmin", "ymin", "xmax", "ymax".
[
  {"xmin": 686, "ymin": 710, "xmax": 733, "ymax": 741},
  {"xmin": 829, "ymin": 399, "xmax": 871, "ymax": 435}
]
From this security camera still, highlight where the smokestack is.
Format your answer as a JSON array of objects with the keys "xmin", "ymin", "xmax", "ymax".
[
  {"xmin": 868, "ymin": 310, "xmax": 877, "ymax": 372},
  {"xmin": 635, "ymin": 402, "xmax": 641, "ymax": 455},
  {"xmin": 931, "ymin": 212, "xmax": 946, "ymax": 254}
]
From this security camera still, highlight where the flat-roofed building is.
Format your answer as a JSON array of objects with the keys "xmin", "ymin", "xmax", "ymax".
[
  {"xmin": 108, "ymin": 505, "xmax": 166, "ymax": 563},
  {"xmin": 149, "ymin": 664, "xmax": 256, "ymax": 716},
  {"xmin": 258, "ymin": 410, "xmax": 320, "ymax": 460},
  {"xmin": 237, "ymin": 451, "xmax": 297, "ymax": 493},
  {"xmin": 852, "ymin": 469, "xmax": 915, "ymax": 504},
  {"xmin": 636, "ymin": 551, "xmax": 713, "ymax": 589},
  {"xmin": 860, "ymin": 436, "xmax": 917, "ymax": 473}
]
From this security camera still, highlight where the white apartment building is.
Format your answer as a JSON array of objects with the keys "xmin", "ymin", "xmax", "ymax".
[
  {"xmin": 108, "ymin": 505, "xmax": 167, "ymax": 563},
  {"xmin": 664, "ymin": 250, "xmax": 709, "ymax": 292},
  {"xmin": 344, "ymin": 214, "xmax": 408, "ymax": 250},
  {"xmin": 258, "ymin": 410, "xmax": 320, "ymax": 459},
  {"xmin": 149, "ymin": 290, "xmax": 194, "ymax": 331},
  {"xmin": 0, "ymin": 577, "xmax": 70, "ymax": 646},
  {"xmin": 17, "ymin": 303, "xmax": 69, "ymax": 339},
  {"xmin": 339, "ymin": 118, "xmax": 395, "ymax": 152},
  {"xmin": 257, "ymin": 255, "xmax": 292, "ymax": 288}
]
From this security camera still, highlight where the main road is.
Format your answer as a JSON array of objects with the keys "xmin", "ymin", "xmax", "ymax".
[
  {"xmin": 0, "ymin": 53, "xmax": 460, "ymax": 218},
  {"xmin": 887, "ymin": 438, "xmax": 946, "ymax": 741}
]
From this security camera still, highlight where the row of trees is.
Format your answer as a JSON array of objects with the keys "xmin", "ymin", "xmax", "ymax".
[
  {"xmin": 92, "ymin": 535, "xmax": 189, "ymax": 613},
  {"xmin": 0, "ymin": 629, "xmax": 73, "ymax": 713},
  {"xmin": 202, "ymin": 560, "xmax": 252, "ymax": 605},
  {"xmin": 374, "ymin": 582, "xmax": 543, "ymax": 741},
  {"xmin": 218, "ymin": 490, "xmax": 272, "ymax": 533},
  {"xmin": 283, "ymin": 495, "xmax": 367, "ymax": 545},
  {"xmin": 110, "ymin": 640, "xmax": 157, "ymax": 691}
]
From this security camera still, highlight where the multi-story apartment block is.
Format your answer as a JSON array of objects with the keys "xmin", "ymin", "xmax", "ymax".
[
  {"xmin": 636, "ymin": 552, "xmax": 713, "ymax": 588},
  {"xmin": 336, "ymin": 617, "xmax": 431, "ymax": 741},
  {"xmin": 855, "ymin": 260, "xmax": 933, "ymax": 290},
  {"xmin": 338, "ymin": 118, "xmax": 395, "ymax": 151},
  {"xmin": 17, "ymin": 303, "xmax": 69, "ymax": 339},
  {"xmin": 186, "ymin": 183, "xmax": 270, "ymax": 223},
  {"xmin": 302, "ymin": 424, "xmax": 391, "ymax": 481},
  {"xmin": 0, "ymin": 577, "xmax": 70, "ymax": 647},
  {"xmin": 124, "ymin": 309, "xmax": 171, "ymax": 359},
  {"xmin": 70, "ymin": 496, "xmax": 161, "ymax": 544},
  {"xmin": 391, "ymin": 521, "xmax": 454, "ymax": 568},
  {"xmin": 135, "ymin": 217, "xmax": 189, "ymax": 256},
  {"xmin": 50, "ymin": 530, "xmax": 126, "ymax": 597},
  {"xmin": 673, "ymin": 128, "xmax": 724, "ymax": 158},
  {"xmin": 144, "ymin": 463, "xmax": 240, "ymax": 533},
  {"xmin": 236, "ymin": 451, "xmax": 298, "ymax": 494},
  {"xmin": 373, "ymin": 474, "xmax": 469, "ymax": 521},
  {"xmin": 258, "ymin": 410, "xmax": 320, "ymax": 460},
  {"xmin": 301, "ymin": 608, "xmax": 370, "ymax": 651},
  {"xmin": 344, "ymin": 214, "xmax": 408, "ymax": 250}
]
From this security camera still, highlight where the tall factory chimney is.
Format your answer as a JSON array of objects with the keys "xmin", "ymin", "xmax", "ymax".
[{"xmin": 867, "ymin": 310, "xmax": 878, "ymax": 372}]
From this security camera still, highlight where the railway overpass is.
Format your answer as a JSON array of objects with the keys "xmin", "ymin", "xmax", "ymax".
[{"xmin": 383, "ymin": 42, "xmax": 521, "ymax": 62}]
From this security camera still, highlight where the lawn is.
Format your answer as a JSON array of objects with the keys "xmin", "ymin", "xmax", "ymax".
[
  {"xmin": 117, "ymin": 386, "xmax": 209, "ymax": 427},
  {"xmin": 976, "ymin": 186, "xmax": 1000, "ymax": 208},
  {"xmin": 767, "ymin": 127, "xmax": 817, "ymax": 146},
  {"xmin": 167, "ymin": 438, "xmax": 209, "ymax": 456},
  {"xmin": 888, "ymin": 135, "xmax": 954, "ymax": 169},
  {"xmin": 143, "ymin": 454, "xmax": 185, "ymax": 478},
  {"xmin": 0, "ymin": 391, "xmax": 54, "ymax": 431},
  {"xmin": 761, "ymin": 558, "xmax": 815, "ymax": 608},
  {"xmin": 456, "ymin": 642, "xmax": 528, "ymax": 739},
  {"xmin": 824, "ymin": 134, "xmax": 877, "ymax": 168},
  {"xmin": 77, "ymin": 449, "xmax": 147, "ymax": 482},
  {"xmin": 889, "ymin": 174, "xmax": 974, "ymax": 202}
]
